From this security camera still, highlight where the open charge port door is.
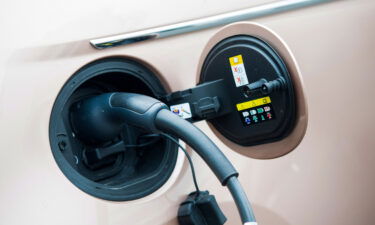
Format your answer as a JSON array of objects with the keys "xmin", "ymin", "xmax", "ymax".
[{"xmin": 165, "ymin": 35, "xmax": 296, "ymax": 147}]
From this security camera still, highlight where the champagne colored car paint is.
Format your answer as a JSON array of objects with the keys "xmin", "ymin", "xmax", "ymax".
[{"xmin": 0, "ymin": 0, "xmax": 375, "ymax": 225}]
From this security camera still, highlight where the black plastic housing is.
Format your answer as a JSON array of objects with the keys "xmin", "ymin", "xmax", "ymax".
[{"xmin": 178, "ymin": 191, "xmax": 227, "ymax": 225}]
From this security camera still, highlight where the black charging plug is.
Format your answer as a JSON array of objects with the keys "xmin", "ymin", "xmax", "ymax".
[{"xmin": 178, "ymin": 191, "xmax": 227, "ymax": 225}]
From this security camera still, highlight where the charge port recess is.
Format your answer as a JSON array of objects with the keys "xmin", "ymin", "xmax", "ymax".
[{"xmin": 49, "ymin": 58, "xmax": 178, "ymax": 201}]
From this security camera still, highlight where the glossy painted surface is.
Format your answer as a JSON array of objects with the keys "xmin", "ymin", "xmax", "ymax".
[
  {"xmin": 90, "ymin": 0, "xmax": 332, "ymax": 49},
  {"xmin": 1, "ymin": 0, "xmax": 375, "ymax": 225}
]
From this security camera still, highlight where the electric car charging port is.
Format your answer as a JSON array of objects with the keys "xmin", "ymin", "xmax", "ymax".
[{"xmin": 49, "ymin": 58, "xmax": 178, "ymax": 201}]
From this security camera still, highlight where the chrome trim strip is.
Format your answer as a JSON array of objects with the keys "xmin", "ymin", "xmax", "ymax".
[{"xmin": 90, "ymin": 0, "xmax": 333, "ymax": 49}]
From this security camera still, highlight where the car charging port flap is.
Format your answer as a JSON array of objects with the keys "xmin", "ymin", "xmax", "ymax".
[
  {"xmin": 160, "ymin": 36, "xmax": 296, "ymax": 147},
  {"xmin": 199, "ymin": 35, "xmax": 296, "ymax": 146}
]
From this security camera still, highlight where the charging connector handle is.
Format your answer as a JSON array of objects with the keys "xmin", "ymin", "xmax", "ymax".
[
  {"xmin": 70, "ymin": 93, "xmax": 167, "ymax": 143},
  {"xmin": 71, "ymin": 92, "xmax": 238, "ymax": 183},
  {"xmin": 71, "ymin": 92, "xmax": 256, "ymax": 224}
]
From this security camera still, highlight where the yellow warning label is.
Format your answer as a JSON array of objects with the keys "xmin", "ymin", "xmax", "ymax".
[
  {"xmin": 229, "ymin": 55, "xmax": 244, "ymax": 66},
  {"xmin": 229, "ymin": 54, "xmax": 249, "ymax": 87},
  {"xmin": 236, "ymin": 96, "xmax": 272, "ymax": 111}
]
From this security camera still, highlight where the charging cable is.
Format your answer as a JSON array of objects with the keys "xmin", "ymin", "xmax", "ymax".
[{"xmin": 71, "ymin": 92, "xmax": 257, "ymax": 225}]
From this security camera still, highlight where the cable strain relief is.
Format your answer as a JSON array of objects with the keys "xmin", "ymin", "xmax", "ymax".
[{"xmin": 221, "ymin": 172, "xmax": 239, "ymax": 186}]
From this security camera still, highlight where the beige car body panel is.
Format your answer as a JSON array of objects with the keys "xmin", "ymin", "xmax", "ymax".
[{"xmin": 0, "ymin": 0, "xmax": 374, "ymax": 225}]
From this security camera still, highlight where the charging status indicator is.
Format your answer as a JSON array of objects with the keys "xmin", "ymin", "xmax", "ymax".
[
  {"xmin": 236, "ymin": 96, "xmax": 271, "ymax": 111},
  {"xmin": 239, "ymin": 104, "xmax": 275, "ymax": 126}
]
